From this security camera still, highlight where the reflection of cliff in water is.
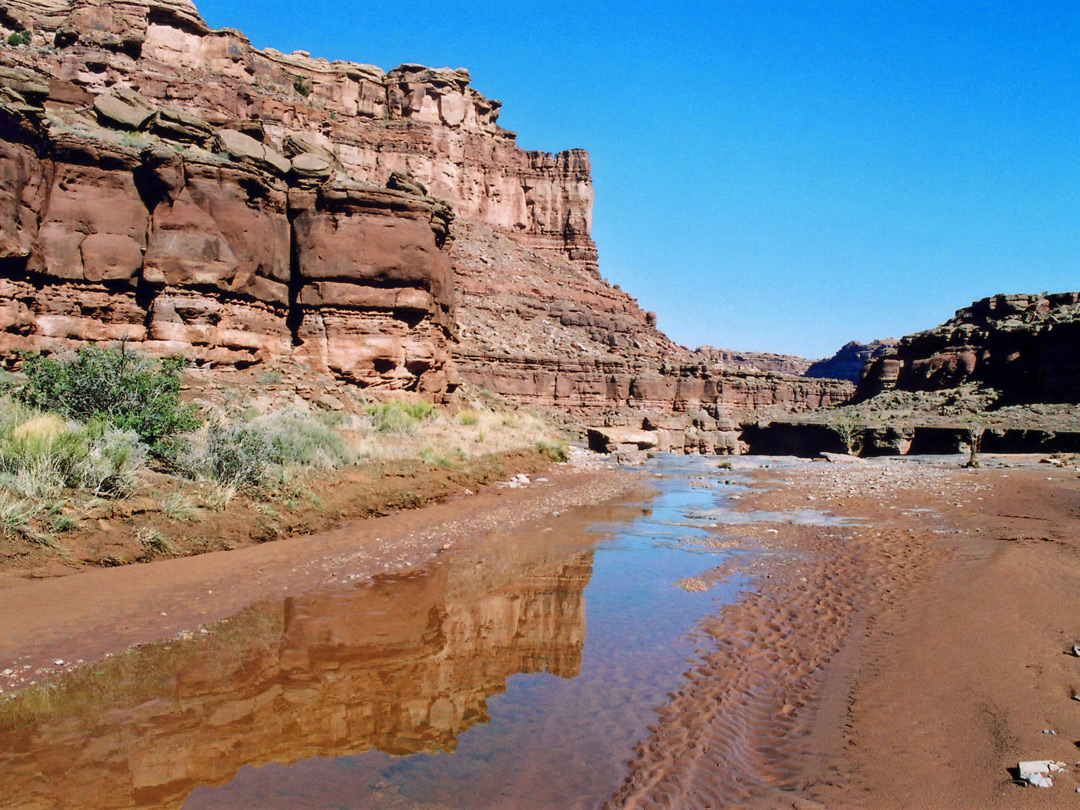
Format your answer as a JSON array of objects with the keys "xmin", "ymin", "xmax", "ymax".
[{"xmin": 0, "ymin": 532, "xmax": 596, "ymax": 810}]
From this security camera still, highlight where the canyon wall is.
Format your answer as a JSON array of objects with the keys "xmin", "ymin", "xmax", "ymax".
[
  {"xmin": 804, "ymin": 339, "xmax": 897, "ymax": 383},
  {"xmin": 449, "ymin": 220, "xmax": 851, "ymax": 453},
  {"xmin": 0, "ymin": 0, "xmax": 853, "ymax": 445},
  {"xmin": 857, "ymin": 293, "xmax": 1080, "ymax": 405}
]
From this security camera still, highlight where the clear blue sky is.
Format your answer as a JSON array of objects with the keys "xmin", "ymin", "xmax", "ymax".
[{"xmin": 195, "ymin": 1, "xmax": 1079, "ymax": 359}]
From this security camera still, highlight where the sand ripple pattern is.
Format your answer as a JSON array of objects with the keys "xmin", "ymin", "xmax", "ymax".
[{"xmin": 605, "ymin": 462, "xmax": 965, "ymax": 809}]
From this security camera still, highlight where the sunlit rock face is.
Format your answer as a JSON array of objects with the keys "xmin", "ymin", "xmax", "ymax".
[
  {"xmin": 0, "ymin": 541, "xmax": 594, "ymax": 809},
  {"xmin": 1, "ymin": 0, "xmax": 595, "ymax": 273}
]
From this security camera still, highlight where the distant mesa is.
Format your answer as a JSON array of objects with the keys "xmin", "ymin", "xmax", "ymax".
[
  {"xmin": 804, "ymin": 340, "xmax": 898, "ymax": 383},
  {"xmin": 856, "ymin": 292, "xmax": 1080, "ymax": 405}
]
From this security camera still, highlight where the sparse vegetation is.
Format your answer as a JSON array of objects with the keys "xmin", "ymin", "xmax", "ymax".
[
  {"xmin": 293, "ymin": 74, "xmax": 311, "ymax": 96},
  {"xmin": 536, "ymin": 438, "xmax": 569, "ymax": 463},
  {"xmin": 138, "ymin": 526, "xmax": 176, "ymax": 557},
  {"xmin": 6, "ymin": 30, "xmax": 31, "ymax": 46},
  {"xmin": 961, "ymin": 415, "xmax": 988, "ymax": 468},
  {"xmin": 0, "ymin": 347, "xmax": 571, "ymax": 566},
  {"xmin": 365, "ymin": 400, "xmax": 435, "ymax": 435}
]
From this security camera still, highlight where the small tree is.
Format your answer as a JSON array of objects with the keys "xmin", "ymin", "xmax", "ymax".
[
  {"xmin": 961, "ymin": 415, "xmax": 987, "ymax": 468},
  {"xmin": 829, "ymin": 407, "xmax": 864, "ymax": 456}
]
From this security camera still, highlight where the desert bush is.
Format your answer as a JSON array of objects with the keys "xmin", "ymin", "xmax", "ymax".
[
  {"xmin": 0, "ymin": 408, "xmax": 145, "ymax": 498},
  {"xmin": 6, "ymin": 30, "xmax": 31, "ymax": 46},
  {"xmin": 826, "ymin": 407, "xmax": 864, "ymax": 456},
  {"xmin": 265, "ymin": 408, "xmax": 354, "ymax": 468},
  {"xmin": 179, "ymin": 416, "xmax": 273, "ymax": 488},
  {"xmin": 961, "ymin": 414, "xmax": 988, "ymax": 468},
  {"xmin": 365, "ymin": 400, "xmax": 435, "ymax": 435},
  {"xmin": 180, "ymin": 407, "xmax": 356, "ymax": 488},
  {"xmin": 536, "ymin": 438, "xmax": 569, "ymax": 463},
  {"xmin": 17, "ymin": 344, "xmax": 198, "ymax": 460},
  {"xmin": 458, "ymin": 410, "xmax": 480, "ymax": 426}
]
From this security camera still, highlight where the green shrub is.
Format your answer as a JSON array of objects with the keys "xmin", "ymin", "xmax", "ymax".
[
  {"xmin": 17, "ymin": 344, "xmax": 198, "ymax": 460},
  {"xmin": 180, "ymin": 416, "xmax": 273, "ymax": 488},
  {"xmin": 536, "ymin": 438, "xmax": 569, "ymax": 463},
  {"xmin": 264, "ymin": 408, "xmax": 354, "ymax": 468},
  {"xmin": 293, "ymin": 74, "xmax": 311, "ymax": 96},
  {"xmin": 6, "ymin": 30, "xmax": 31, "ymax": 46},
  {"xmin": 365, "ymin": 400, "xmax": 434, "ymax": 434}
]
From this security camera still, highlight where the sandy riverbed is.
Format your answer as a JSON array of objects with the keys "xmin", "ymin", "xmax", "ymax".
[{"xmin": 607, "ymin": 455, "xmax": 1080, "ymax": 809}]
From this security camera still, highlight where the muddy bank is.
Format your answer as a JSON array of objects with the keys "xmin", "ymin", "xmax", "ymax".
[
  {"xmin": 0, "ymin": 449, "xmax": 562, "ymax": 584},
  {"xmin": 606, "ymin": 455, "xmax": 1080, "ymax": 809}
]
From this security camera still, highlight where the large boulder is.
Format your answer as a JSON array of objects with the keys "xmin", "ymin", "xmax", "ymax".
[
  {"xmin": 213, "ymin": 129, "xmax": 291, "ymax": 177},
  {"xmin": 93, "ymin": 88, "xmax": 156, "ymax": 130}
]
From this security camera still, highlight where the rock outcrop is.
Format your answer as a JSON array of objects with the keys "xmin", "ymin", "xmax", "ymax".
[
  {"xmin": 857, "ymin": 293, "xmax": 1080, "ymax": 404},
  {"xmin": 449, "ymin": 221, "xmax": 851, "ymax": 452},
  {"xmin": 804, "ymin": 339, "xmax": 897, "ymax": 382},
  {"xmin": 693, "ymin": 346, "xmax": 812, "ymax": 376}
]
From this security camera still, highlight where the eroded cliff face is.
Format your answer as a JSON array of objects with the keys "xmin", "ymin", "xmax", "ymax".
[
  {"xmin": 1, "ymin": 0, "xmax": 595, "ymax": 271},
  {"xmin": 857, "ymin": 293, "xmax": 1080, "ymax": 405},
  {"xmin": 0, "ymin": 0, "xmax": 851, "ymax": 443},
  {"xmin": 450, "ymin": 221, "xmax": 852, "ymax": 453}
]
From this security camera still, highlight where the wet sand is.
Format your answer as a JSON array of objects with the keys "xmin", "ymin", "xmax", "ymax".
[{"xmin": 608, "ymin": 456, "xmax": 1080, "ymax": 809}]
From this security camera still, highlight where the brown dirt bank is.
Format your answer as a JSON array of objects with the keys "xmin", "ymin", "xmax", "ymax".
[
  {"xmin": 606, "ymin": 455, "xmax": 1080, "ymax": 809},
  {"xmin": 0, "ymin": 462, "xmax": 638, "ymax": 695},
  {"xmin": 0, "ymin": 449, "xmax": 559, "ymax": 584}
]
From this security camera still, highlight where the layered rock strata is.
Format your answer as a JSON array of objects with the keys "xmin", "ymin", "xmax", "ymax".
[
  {"xmin": 694, "ymin": 345, "xmax": 812, "ymax": 376},
  {"xmin": 0, "ymin": 0, "xmax": 595, "ymax": 272},
  {"xmin": 857, "ymin": 293, "xmax": 1080, "ymax": 404},
  {"xmin": 450, "ymin": 221, "xmax": 852, "ymax": 453},
  {"xmin": 0, "ymin": 0, "xmax": 854, "ymax": 444},
  {"xmin": 0, "ymin": 104, "xmax": 454, "ymax": 389}
]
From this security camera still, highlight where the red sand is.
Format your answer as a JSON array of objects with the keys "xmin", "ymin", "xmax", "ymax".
[{"xmin": 606, "ymin": 456, "xmax": 1080, "ymax": 809}]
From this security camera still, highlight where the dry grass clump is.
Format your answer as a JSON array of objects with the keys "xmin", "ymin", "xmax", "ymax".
[
  {"xmin": 178, "ymin": 406, "xmax": 357, "ymax": 488},
  {"xmin": 346, "ymin": 395, "xmax": 568, "ymax": 466}
]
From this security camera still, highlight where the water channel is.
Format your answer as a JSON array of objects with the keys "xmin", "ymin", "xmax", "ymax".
[{"xmin": 0, "ymin": 456, "xmax": 827, "ymax": 809}]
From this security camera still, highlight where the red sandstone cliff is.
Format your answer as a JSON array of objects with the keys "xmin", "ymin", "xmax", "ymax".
[{"xmin": 0, "ymin": 0, "xmax": 851, "ymax": 447}]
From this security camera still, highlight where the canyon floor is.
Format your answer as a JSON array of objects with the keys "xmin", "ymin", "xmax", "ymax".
[
  {"xmin": 1, "ymin": 451, "xmax": 1079, "ymax": 809},
  {"xmin": 690, "ymin": 454, "xmax": 1080, "ymax": 810}
]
